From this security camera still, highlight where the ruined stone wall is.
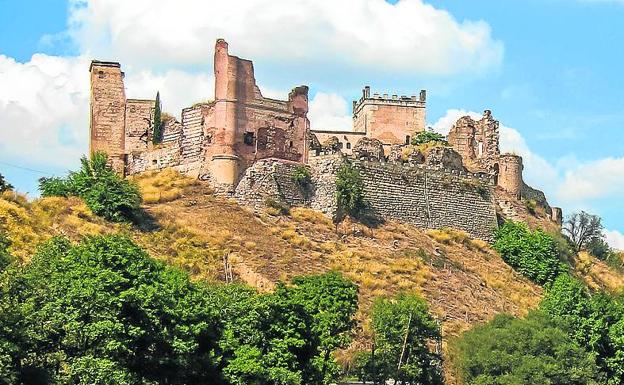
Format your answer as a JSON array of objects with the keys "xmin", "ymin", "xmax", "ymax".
[
  {"xmin": 311, "ymin": 131, "xmax": 366, "ymax": 155},
  {"xmin": 125, "ymin": 144, "xmax": 181, "ymax": 174},
  {"xmin": 521, "ymin": 182, "xmax": 552, "ymax": 214},
  {"xmin": 125, "ymin": 99, "xmax": 154, "ymax": 153},
  {"xmin": 448, "ymin": 110, "xmax": 500, "ymax": 171},
  {"xmin": 354, "ymin": 161, "xmax": 498, "ymax": 241},
  {"xmin": 89, "ymin": 61, "xmax": 126, "ymax": 173},
  {"xmin": 235, "ymin": 155, "xmax": 498, "ymax": 241},
  {"xmin": 161, "ymin": 118, "xmax": 183, "ymax": 144}
]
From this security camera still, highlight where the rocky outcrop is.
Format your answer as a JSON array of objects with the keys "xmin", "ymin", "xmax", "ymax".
[
  {"xmin": 425, "ymin": 146, "xmax": 464, "ymax": 171},
  {"xmin": 352, "ymin": 137, "xmax": 384, "ymax": 160}
]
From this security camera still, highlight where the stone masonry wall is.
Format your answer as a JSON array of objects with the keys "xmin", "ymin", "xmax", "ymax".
[
  {"xmin": 235, "ymin": 155, "xmax": 498, "ymax": 241},
  {"xmin": 125, "ymin": 99, "xmax": 154, "ymax": 153},
  {"xmin": 354, "ymin": 161, "xmax": 498, "ymax": 241}
]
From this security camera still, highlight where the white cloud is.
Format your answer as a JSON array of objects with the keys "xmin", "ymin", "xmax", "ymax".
[
  {"xmin": 0, "ymin": 54, "xmax": 89, "ymax": 168},
  {"xmin": 124, "ymin": 70, "xmax": 214, "ymax": 119},
  {"xmin": 605, "ymin": 229, "xmax": 624, "ymax": 251},
  {"xmin": 557, "ymin": 157, "xmax": 624, "ymax": 202},
  {"xmin": 0, "ymin": 54, "xmax": 212, "ymax": 169},
  {"xmin": 308, "ymin": 92, "xmax": 352, "ymax": 131},
  {"xmin": 67, "ymin": 0, "xmax": 503, "ymax": 75}
]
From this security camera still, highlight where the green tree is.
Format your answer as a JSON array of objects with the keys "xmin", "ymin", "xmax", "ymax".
[
  {"xmin": 0, "ymin": 173, "xmax": 12, "ymax": 193},
  {"xmin": 564, "ymin": 211, "xmax": 604, "ymax": 253},
  {"xmin": 540, "ymin": 274, "xmax": 624, "ymax": 384},
  {"xmin": 410, "ymin": 131, "xmax": 447, "ymax": 146},
  {"xmin": 39, "ymin": 152, "xmax": 141, "ymax": 222},
  {"xmin": 217, "ymin": 273, "xmax": 358, "ymax": 385},
  {"xmin": 357, "ymin": 293, "xmax": 442, "ymax": 385},
  {"xmin": 1, "ymin": 235, "xmax": 224, "ymax": 384},
  {"xmin": 336, "ymin": 162, "xmax": 364, "ymax": 218},
  {"xmin": 451, "ymin": 312, "xmax": 601, "ymax": 385},
  {"xmin": 287, "ymin": 272, "xmax": 359, "ymax": 383},
  {"xmin": 493, "ymin": 221, "xmax": 564, "ymax": 285},
  {"xmin": 152, "ymin": 91, "xmax": 163, "ymax": 144}
]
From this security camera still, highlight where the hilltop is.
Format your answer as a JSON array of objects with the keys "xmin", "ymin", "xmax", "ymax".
[{"xmin": 2, "ymin": 169, "xmax": 622, "ymax": 383}]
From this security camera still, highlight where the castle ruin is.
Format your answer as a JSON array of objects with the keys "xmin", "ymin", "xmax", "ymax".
[{"xmin": 89, "ymin": 39, "xmax": 562, "ymax": 240}]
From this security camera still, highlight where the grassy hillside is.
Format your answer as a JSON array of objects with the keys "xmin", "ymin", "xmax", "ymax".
[{"xmin": 2, "ymin": 169, "xmax": 623, "ymax": 383}]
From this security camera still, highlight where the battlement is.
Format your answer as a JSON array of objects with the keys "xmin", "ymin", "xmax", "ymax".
[
  {"xmin": 352, "ymin": 86, "xmax": 426, "ymax": 115},
  {"xmin": 89, "ymin": 60, "xmax": 121, "ymax": 72}
]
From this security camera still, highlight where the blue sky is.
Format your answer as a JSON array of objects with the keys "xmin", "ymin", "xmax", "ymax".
[{"xmin": 0, "ymin": 0, "xmax": 623, "ymax": 246}]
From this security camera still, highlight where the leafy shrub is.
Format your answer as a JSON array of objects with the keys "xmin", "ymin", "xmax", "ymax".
[
  {"xmin": 354, "ymin": 293, "xmax": 443, "ymax": 385},
  {"xmin": 493, "ymin": 221, "xmax": 564, "ymax": 285},
  {"xmin": 587, "ymin": 236, "xmax": 614, "ymax": 261},
  {"xmin": 336, "ymin": 162, "xmax": 364, "ymax": 218},
  {"xmin": 0, "ymin": 233, "xmax": 11, "ymax": 271},
  {"xmin": 524, "ymin": 199, "xmax": 537, "ymax": 214},
  {"xmin": 0, "ymin": 173, "xmax": 12, "ymax": 193},
  {"xmin": 292, "ymin": 165, "xmax": 312, "ymax": 189},
  {"xmin": 451, "ymin": 312, "xmax": 601, "ymax": 385},
  {"xmin": 410, "ymin": 131, "xmax": 447, "ymax": 146},
  {"xmin": 39, "ymin": 152, "xmax": 141, "ymax": 222}
]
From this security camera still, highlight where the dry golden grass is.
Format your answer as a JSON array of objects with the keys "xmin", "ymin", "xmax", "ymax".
[
  {"xmin": 131, "ymin": 168, "xmax": 199, "ymax": 204},
  {"xmin": 574, "ymin": 251, "xmax": 624, "ymax": 293},
  {"xmin": 0, "ymin": 192, "xmax": 113, "ymax": 261}
]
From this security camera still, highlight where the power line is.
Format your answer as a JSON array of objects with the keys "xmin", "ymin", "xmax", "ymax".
[{"xmin": 0, "ymin": 161, "xmax": 53, "ymax": 176}]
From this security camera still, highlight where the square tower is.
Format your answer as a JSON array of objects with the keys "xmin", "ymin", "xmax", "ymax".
[
  {"xmin": 352, "ymin": 86, "xmax": 426, "ymax": 147},
  {"xmin": 89, "ymin": 60, "xmax": 127, "ymax": 174}
]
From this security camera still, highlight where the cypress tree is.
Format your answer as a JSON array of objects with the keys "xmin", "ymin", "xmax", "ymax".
[{"xmin": 152, "ymin": 91, "xmax": 162, "ymax": 144}]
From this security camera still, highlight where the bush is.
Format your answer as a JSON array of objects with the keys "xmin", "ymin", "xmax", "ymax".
[
  {"xmin": 39, "ymin": 152, "xmax": 141, "ymax": 222},
  {"xmin": 0, "ymin": 173, "xmax": 12, "ymax": 193},
  {"xmin": 451, "ymin": 312, "xmax": 601, "ymax": 385},
  {"xmin": 0, "ymin": 236, "xmax": 360, "ymax": 385},
  {"xmin": 292, "ymin": 165, "xmax": 312, "ymax": 189},
  {"xmin": 336, "ymin": 162, "xmax": 364, "ymax": 218},
  {"xmin": 493, "ymin": 221, "xmax": 564, "ymax": 285},
  {"xmin": 410, "ymin": 131, "xmax": 447, "ymax": 146},
  {"xmin": 0, "ymin": 233, "xmax": 11, "ymax": 271}
]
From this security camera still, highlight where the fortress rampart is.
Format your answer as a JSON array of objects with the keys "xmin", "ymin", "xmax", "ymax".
[{"xmin": 235, "ymin": 155, "xmax": 498, "ymax": 241}]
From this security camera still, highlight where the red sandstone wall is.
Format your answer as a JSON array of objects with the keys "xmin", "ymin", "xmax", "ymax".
[{"xmin": 352, "ymin": 95, "xmax": 426, "ymax": 148}]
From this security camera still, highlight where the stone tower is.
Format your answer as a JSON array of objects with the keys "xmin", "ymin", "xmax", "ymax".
[
  {"xmin": 89, "ymin": 60, "xmax": 127, "ymax": 174},
  {"xmin": 210, "ymin": 38, "xmax": 239, "ymax": 191},
  {"xmin": 497, "ymin": 154, "xmax": 523, "ymax": 199},
  {"xmin": 352, "ymin": 86, "xmax": 426, "ymax": 147}
]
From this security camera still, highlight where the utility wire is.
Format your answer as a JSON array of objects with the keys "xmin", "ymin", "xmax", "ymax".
[{"xmin": 0, "ymin": 160, "xmax": 53, "ymax": 176}]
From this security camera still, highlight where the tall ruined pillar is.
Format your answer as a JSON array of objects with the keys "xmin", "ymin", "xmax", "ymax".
[
  {"xmin": 211, "ymin": 39, "xmax": 239, "ymax": 192},
  {"xmin": 89, "ymin": 61, "xmax": 127, "ymax": 174},
  {"xmin": 288, "ymin": 85, "xmax": 310, "ymax": 163}
]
